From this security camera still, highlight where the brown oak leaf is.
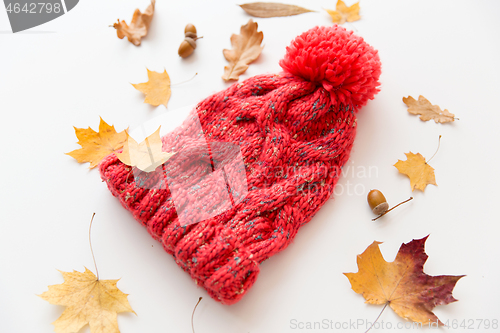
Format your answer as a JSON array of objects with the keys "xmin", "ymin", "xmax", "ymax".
[
  {"xmin": 403, "ymin": 95, "xmax": 456, "ymax": 123},
  {"xmin": 344, "ymin": 236, "xmax": 464, "ymax": 325},
  {"xmin": 222, "ymin": 19, "xmax": 264, "ymax": 81},
  {"xmin": 113, "ymin": 0, "xmax": 155, "ymax": 46}
]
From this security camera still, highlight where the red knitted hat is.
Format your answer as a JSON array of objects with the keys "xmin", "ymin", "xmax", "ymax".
[{"xmin": 100, "ymin": 25, "xmax": 381, "ymax": 304}]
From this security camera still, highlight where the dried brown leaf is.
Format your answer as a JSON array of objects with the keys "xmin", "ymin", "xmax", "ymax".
[
  {"xmin": 222, "ymin": 19, "xmax": 264, "ymax": 81},
  {"xmin": 239, "ymin": 2, "xmax": 314, "ymax": 18},
  {"xmin": 403, "ymin": 95, "xmax": 456, "ymax": 123},
  {"xmin": 113, "ymin": 0, "xmax": 155, "ymax": 46}
]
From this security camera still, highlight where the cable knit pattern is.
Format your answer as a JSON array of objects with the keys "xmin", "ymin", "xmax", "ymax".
[{"xmin": 99, "ymin": 25, "xmax": 381, "ymax": 304}]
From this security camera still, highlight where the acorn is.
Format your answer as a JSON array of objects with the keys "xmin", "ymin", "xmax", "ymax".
[
  {"xmin": 178, "ymin": 38, "xmax": 196, "ymax": 58},
  {"xmin": 178, "ymin": 24, "xmax": 201, "ymax": 58},
  {"xmin": 367, "ymin": 189, "xmax": 389, "ymax": 215},
  {"xmin": 184, "ymin": 23, "xmax": 197, "ymax": 35}
]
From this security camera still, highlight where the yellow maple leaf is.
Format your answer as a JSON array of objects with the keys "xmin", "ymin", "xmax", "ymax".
[
  {"xmin": 113, "ymin": 0, "xmax": 155, "ymax": 46},
  {"xmin": 344, "ymin": 236, "xmax": 464, "ymax": 325},
  {"xmin": 66, "ymin": 118, "xmax": 128, "ymax": 169},
  {"xmin": 39, "ymin": 268, "xmax": 135, "ymax": 333},
  {"xmin": 325, "ymin": 0, "xmax": 361, "ymax": 25},
  {"xmin": 222, "ymin": 19, "xmax": 264, "ymax": 81},
  {"xmin": 115, "ymin": 126, "xmax": 175, "ymax": 172},
  {"xmin": 394, "ymin": 152, "xmax": 437, "ymax": 191},
  {"xmin": 403, "ymin": 95, "xmax": 456, "ymax": 123},
  {"xmin": 132, "ymin": 68, "xmax": 171, "ymax": 108}
]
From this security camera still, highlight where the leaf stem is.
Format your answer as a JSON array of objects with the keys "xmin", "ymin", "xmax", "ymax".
[
  {"xmin": 426, "ymin": 135, "xmax": 442, "ymax": 164},
  {"xmin": 364, "ymin": 302, "xmax": 388, "ymax": 333},
  {"xmin": 89, "ymin": 213, "xmax": 99, "ymax": 280},
  {"xmin": 192, "ymin": 297, "xmax": 202, "ymax": 333},
  {"xmin": 346, "ymin": 21, "xmax": 358, "ymax": 32},
  {"xmin": 171, "ymin": 73, "xmax": 198, "ymax": 86},
  {"xmin": 372, "ymin": 197, "xmax": 413, "ymax": 221}
]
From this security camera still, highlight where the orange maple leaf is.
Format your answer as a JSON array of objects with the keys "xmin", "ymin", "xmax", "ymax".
[
  {"xmin": 394, "ymin": 152, "xmax": 437, "ymax": 191},
  {"xmin": 66, "ymin": 118, "xmax": 127, "ymax": 169},
  {"xmin": 115, "ymin": 126, "xmax": 175, "ymax": 172},
  {"xmin": 344, "ymin": 236, "xmax": 464, "ymax": 325},
  {"xmin": 113, "ymin": 0, "xmax": 155, "ymax": 46},
  {"xmin": 325, "ymin": 0, "xmax": 361, "ymax": 25},
  {"xmin": 132, "ymin": 69, "xmax": 171, "ymax": 108}
]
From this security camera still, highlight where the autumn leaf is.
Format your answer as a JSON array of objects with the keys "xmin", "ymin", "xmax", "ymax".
[
  {"xmin": 132, "ymin": 69, "xmax": 171, "ymax": 108},
  {"xmin": 222, "ymin": 19, "xmax": 264, "ymax": 81},
  {"xmin": 394, "ymin": 152, "xmax": 437, "ymax": 191},
  {"xmin": 239, "ymin": 2, "xmax": 314, "ymax": 18},
  {"xmin": 115, "ymin": 126, "xmax": 175, "ymax": 172},
  {"xmin": 113, "ymin": 0, "xmax": 155, "ymax": 46},
  {"xmin": 66, "ymin": 118, "xmax": 128, "ymax": 169},
  {"xmin": 344, "ymin": 236, "xmax": 464, "ymax": 326},
  {"xmin": 325, "ymin": 0, "xmax": 360, "ymax": 25},
  {"xmin": 39, "ymin": 268, "xmax": 135, "ymax": 333},
  {"xmin": 403, "ymin": 95, "xmax": 456, "ymax": 123}
]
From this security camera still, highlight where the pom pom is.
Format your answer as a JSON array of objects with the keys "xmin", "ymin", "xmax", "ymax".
[{"xmin": 280, "ymin": 25, "xmax": 381, "ymax": 107}]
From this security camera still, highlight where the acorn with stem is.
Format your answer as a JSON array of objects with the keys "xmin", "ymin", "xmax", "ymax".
[{"xmin": 367, "ymin": 190, "xmax": 413, "ymax": 221}]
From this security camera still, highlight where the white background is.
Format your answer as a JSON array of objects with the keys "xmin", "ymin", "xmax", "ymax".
[{"xmin": 1, "ymin": 0, "xmax": 500, "ymax": 332}]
